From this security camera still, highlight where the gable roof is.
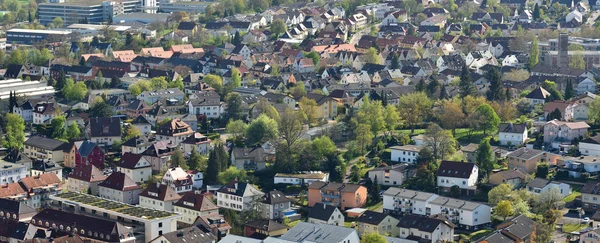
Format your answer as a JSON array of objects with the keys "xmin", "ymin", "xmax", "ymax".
[
  {"xmin": 244, "ymin": 219, "xmax": 288, "ymax": 232},
  {"xmin": 89, "ymin": 117, "xmax": 121, "ymax": 137},
  {"xmin": 19, "ymin": 173, "xmax": 61, "ymax": 190},
  {"xmin": 139, "ymin": 182, "xmax": 181, "ymax": 202},
  {"xmin": 68, "ymin": 165, "xmax": 106, "ymax": 182},
  {"xmin": 397, "ymin": 214, "xmax": 454, "ymax": 233},
  {"xmin": 263, "ymin": 190, "xmax": 290, "ymax": 205},
  {"xmin": 308, "ymin": 203, "xmax": 339, "ymax": 221},
  {"xmin": 526, "ymin": 178, "xmax": 550, "ymax": 189},
  {"xmin": 24, "ymin": 136, "xmax": 68, "ymax": 151},
  {"xmin": 177, "ymin": 21, "xmax": 197, "ymax": 30},
  {"xmin": 173, "ymin": 192, "xmax": 218, "ymax": 212},
  {"xmin": 157, "ymin": 225, "xmax": 216, "ymax": 243},
  {"xmin": 357, "ymin": 210, "xmax": 391, "ymax": 225},
  {"xmin": 525, "ymin": 86, "xmax": 551, "ymax": 100},
  {"xmin": 98, "ymin": 172, "xmax": 141, "ymax": 191},
  {"xmin": 498, "ymin": 123, "xmax": 527, "ymax": 133},
  {"xmin": 118, "ymin": 152, "xmax": 149, "ymax": 169},
  {"xmin": 507, "ymin": 147, "xmax": 544, "ymax": 160},
  {"xmin": 436, "ymin": 161, "xmax": 476, "ymax": 179},
  {"xmin": 279, "ymin": 222, "xmax": 357, "ymax": 242}
]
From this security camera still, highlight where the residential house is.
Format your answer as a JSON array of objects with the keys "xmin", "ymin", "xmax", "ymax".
[
  {"xmin": 122, "ymin": 136, "xmax": 154, "ymax": 155},
  {"xmin": 582, "ymin": 182, "xmax": 600, "ymax": 213},
  {"xmin": 217, "ymin": 180, "xmax": 264, "ymax": 212},
  {"xmin": 525, "ymin": 86, "xmax": 551, "ymax": 105},
  {"xmin": 13, "ymin": 100, "xmax": 37, "ymax": 123},
  {"xmin": 580, "ymin": 228, "xmax": 600, "ymax": 243},
  {"xmin": 428, "ymin": 196, "xmax": 491, "ymax": 230},
  {"xmin": 23, "ymin": 136, "xmax": 68, "ymax": 163},
  {"xmin": 162, "ymin": 167, "xmax": 202, "ymax": 193},
  {"xmin": 181, "ymin": 132, "xmax": 212, "ymax": 155},
  {"xmin": 307, "ymin": 202, "xmax": 345, "ymax": 226},
  {"xmin": 478, "ymin": 215, "xmax": 537, "ymax": 243},
  {"xmin": 117, "ymin": 153, "xmax": 152, "ymax": 183},
  {"xmin": 32, "ymin": 102, "xmax": 59, "ymax": 125},
  {"xmin": 188, "ymin": 95, "xmax": 222, "ymax": 119},
  {"xmin": 131, "ymin": 115, "xmax": 152, "ymax": 135},
  {"xmin": 177, "ymin": 22, "xmax": 199, "ymax": 36},
  {"xmin": 126, "ymin": 100, "xmax": 152, "ymax": 118},
  {"xmin": 66, "ymin": 165, "xmax": 106, "ymax": 195},
  {"xmin": 143, "ymin": 140, "xmax": 177, "ymax": 172},
  {"xmin": 139, "ymin": 182, "xmax": 182, "ymax": 212},
  {"xmin": 231, "ymin": 147, "xmax": 273, "ymax": 171},
  {"xmin": 259, "ymin": 190, "xmax": 293, "ymax": 220},
  {"xmin": 148, "ymin": 225, "xmax": 216, "ymax": 243},
  {"xmin": 137, "ymin": 88, "xmax": 185, "ymax": 104},
  {"xmin": 367, "ymin": 164, "xmax": 410, "ymax": 186},
  {"xmin": 243, "ymin": 219, "xmax": 288, "ymax": 239},
  {"xmin": 562, "ymin": 156, "xmax": 600, "ymax": 178},
  {"xmin": 498, "ymin": 123, "xmax": 528, "ymax": 146},
  {"xmin": 526, "ymin": 178, "xmax": 571, "ymax": 197},
  {"xmin": 0, "ymin": 161, "xmax": 27, "ymax": 185},
  {"xmin": 507, "ymin": 147, "xmax": 559, "ymax": 174},
  {"xmin": 98, "ymin": 172, "xmax": 143, "ymax": 204},
  {"xmin": 277, "ymin": 222, "xmax": 360, "ymax": 243},
  {"xmin": 357, "ymin": 210, "xmax": 400, "ymax": 237},
  {"xmin": 64, "ymin": 141, "xmax": 105, "ymax": 169},
  {"xmin": 193, "ymin": 213, "xmax": 232, "ymax": 240},
  {"xmin": 173, "ymin": 192, "xmax": 219, "ymax": 225},
  {"xmin": 436, "ymin": 161, "xmax": 478, "ymax": 196},
  {"xmin": 274, "ymin": 172, "xmax": 329, "ymax": 185},
  {"xmin": 308, "ymin": 182, "xmax": 367, "ymax": 210},
  {"xmin": 19, "ymin": 173, "xmax": 62, "ymax": 209},
  {"xmin": 543, "ymin": 101, "xmax": 576, "ymax": 121},
  {"xmin": 156, "ymin": 119, "xmax": 195, "ymax": 145},
  {"xmin": 390, "ymin": 145, "xmax": 421, "ymax": 163},
  {"xmin": 381, "ymin": 10, "xmax": 408, "ymax": 26},
  {"xmin": 0, "ymin": 198, "xmax": 37, "ymax": 222},
  {"xmin": 301, "ymin": 93, "xmax": 338, "ymax": 120},
  {"xmin": 488, "ymin": 169, "xmax": 529, "ymax": 188},
  {"xmin": 111, "ymin": 50, "xmax": 137, "ymax": 62},
  {"xmin": 88, "ymin": 117, "xmax": 121, "ymax": 147},
  {"xmin": 580, "ymin": 135, "xmax": 600, "ymax": 156},
  {"xmin": 2, "ymin": 150, "xmax": 33, "ymax": 171},
  {"xmin": 30, "ymin": 160, "xmax": 62, "ymax": 178},
  {"xmin": 543, "ymin": 120, "xmax": 590, "ymax": 148},
  {"xmin": 396, "ymin": 214, "xmax": 455, "ymax": 242}
]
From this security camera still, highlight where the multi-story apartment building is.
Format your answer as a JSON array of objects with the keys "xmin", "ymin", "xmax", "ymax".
[
  {"xmin": 308, "ymin": 182, "xmax": 368, "ymax": 210},
  {"xmin": 582, "ymin": 182, "xmax": 600, "ymax": 213},
  {"xmin": 98, "ymin": 172, "xmax": 142, "ymax": 204},
  {"xmin": 117, "ymin": 152, "xmax": 152, "ymax": 183},
  {"xmin": 216, "ymin": 180, "xmax": 264, "ymax": 211},
  {"xmin": 18, "ymin": 173, "xmax": 63, "ymax": 209},
  {"xmin": 38, "ymin": 0, "xmax": 141, "ymax": 26},
  {"xmin": 544, "ymin": 120, "xmax": 590, "ymax": 148},
  {"xmin": 173, "ymin": 192, "xmax": 219, "ymax": 225},
  {"xmin": 382, "ymin": 188, "xmax": 492, "ymax": 230},
  {"xmin": 23, "ymin": 136, "xmax": 68, "ymax": 163},
  {"xmin": 66, "ymin": 165, "xmax": 107, "ymax": 195},
  {"xmin": 507, "ymin": 147, "xmax": 560, "ymax": 174},
  {"xmin": 259, "ymin": 190, "xmax": 292, "ymax": 220},
  {"xmin": 436, "ymin": 161, "xmax": 478, "ymax": 196},
  {"xmin": 0, "ymin": 161, "xmax": 27, "ymax": 185},
  {"xmin": 155, "ymin": 119, "xmax": 194, "ymax": 145}
]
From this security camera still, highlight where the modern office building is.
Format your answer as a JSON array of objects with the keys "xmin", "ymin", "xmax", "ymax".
[
  {"xmin": 38, "ymin": 0, "xmax": 142, "ymax": 25},
  {"xmin": 0, "ymin": 78, "xmax": 56, "ymax": 100},
  {"xmin": 159, "ymin": 1, "xmax": 211, "ymax": 13},
  {"xmin": 6, "ymin": 29, "xmax": 72, "ymax": 44}
]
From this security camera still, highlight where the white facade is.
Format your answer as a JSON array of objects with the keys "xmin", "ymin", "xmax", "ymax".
[
  {"xmin": 397, "ymin": 220, "xmax": 454, "ymax": 243},
  {"xmin": 528, "ymin": 182, "xmax": 571, "ymax": 197},
  {"xmin": 116, "ymin": 156, "xmax": 152, "ymax": 183},
  {"xmin": 162, "ymin": 167, "xmax": 194, "ymax": 193},
  {"xmin": 188, "ymin": 102, "xmax": 221, "ymax": 119},
  {"xmin": 98, "ymin": 186, "xmax": 142, "ymax": 205},
  {"xmin": 13, "ymin": 106, "xmax": 33, "ymax": 123},
  {"xmin": 580, "ymin": 142, "xmax": 600, "ymax": 156},
  {"xmin": 429, "ymin": 198, "xmax": 492, "ymax": 229},
  {"xmin": 307, "ymin": 207, "xmax": 345, "ymax": 226},
  {"xmin": 437, "ymin": 166, "xmax": 478, "ymax": 190},
  {"xmin": 273, "ymin": 172, "xmax": 329, "ymax": 185},
  {"xmin": 577, "ymin": 78, "xmax": 597, "ymax": 95},
  {"xmin": 133, "ymin": 123, "xmax": 152, "ymax": 136},
  {"xmin": 216, "ymin": 183, "xmax": 264, "ymax": 212},
  {"xmin": 390, "ymin": 145, "xmax": 421, "ymax": 163},
  {"xmin": 499, "ymin": 129, "xmax": 528, "ymax": 146},
  {"xmin": 367, "ymin": 167, "xmax": 406, "ymax": 186},
  {"xmin": 140, "ymin": 195, "xmax": 176, "ymax": 212},
  {"xmin": 0, "ymin": 162, "xmax": 27, "ymax": 185}
]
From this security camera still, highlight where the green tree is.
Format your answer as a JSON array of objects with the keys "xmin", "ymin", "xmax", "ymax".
[
  {"xmin": 495, "ymin": 200, "xmax": 515, "ymax": 220},
  {"xmin": 217, "ymin": 166, "xmax": 248, "ymax": 185},
  {"xmin": 52, "ymin": 17, "xmax": 64, "ymax": 28},
  {"xmin": 230, "ymin": 67, "xmax": 241, "ymax": 88},
  {"xmin": 226, "ymin": 119, "xmax": 247, "ymax": 143},
  {"xmin": 50, "ymin": 116, "xmax": 67, "ymax": 140},
  {"xmin": 225, "ymin": 92, "xmax": 244, "ymax": 120},
  {"xmin": 8, "ymin": 49, "xmax": 25, "ymax": 65},
  {"xmin": 187, "ymin": 148, "xmax": 206, "ymax": 171},
  {"xmin": 486, "ymin": 68, "xmax": 504, "ymax": 101},
  {"xmin": 63, "ymin": 78, "xmax": 88, "ymax": 101},
  {"xmin": 355, "ymin": 124, "xmax": 373, "ymax": 154},
  {"xmin": 542, "ymin": 80, "xmax": 564, "ymax": 101},
  {"xmin": 423, "ymin": 123, "xmax": 456, "ymax": 161},
  {"xmin": 5, "ymin": 113, "xmax": 25, "ymax": 150},
  {"xmin": 170, "ymin": 148, "xmax": 187, "ymax": 169},
  {"xmin": 529, "ymin": 36, "xmax": 539, "ymax": 68},
  {"xmin": 150, "ymin": 77, "xmax": 168, "ymax": 89},
  {"xmin": 547, "ymin": 108, "xmax": 562, "ymax": 121},
  {"xmin": 459, "ymin": 64, "xmax": 475, "ymax": 97},
  {"xmin": 384, "ymin": 105, "xmax": 401, "ymax": 136},
  {"xmin": 246, "ymin": 114, "xmax": 278, "ymax": 145},
  {"xmin": 536, "ymin": 163, "xmax": 549, "ymax": 179},
  {"xmin": 89, "ymin": 101, "xmax": 114, "ymax": 117},
  {"xmin": 391, "ymin": 53, "xmax": 400, "ymax": 69},
  {"xmin": 202, "ymin": 74, "xmax": 224, "ymax": 94},
  {"xmin": 123, "ymin": 126, "xmax": 141, "ymax": 142},
  {"xmin": 271, "ymin": 19, "xmax": 287, "ymax": 37},
  {"xmin": 312, "ymin": 135, "xmax": 337, "ymax": 159},
  {"xmin": 299, "ymin": 97, "xmax": 318, "ymax": 124},
  {"xmin": 569, "ymin": 51, "xmax": 586, "ymax": 69},
  {"xmin": 66, "ymin": 121, "xmax": 81, "ymax": 141},
  {"xmin": 357, "ymin": 97, "xmax": 385, "ymax": 136},
  {"xmin": 564, "ymin": 79, "xmax": 575, "ymax": 100},
  {"xmin": 589, "ymin": 96, "xmax": 600, "ymax": 124},
  {"xmin": 532, "ymin": 3, "xmax": 541, "ymax": 20},
  {"xmin": 206, "ymin": 149, "xmax": 220, "ymax": 184},
  {"xmin": 477, "ymin": 138, "xmax": 495, "ymax": 176},
  {"xmin": 360, "ymin": 233, "xmax": 386, "ymax": 243},
  {"xmin": 438, "ymin": 100, "xmax": 464, "ymax": 136},
  {"xmin": 398, "ymin": 92, "xmax": 432, "ymax": 133},
  {"xmin": 365, "ymin": 47, "xmax": 381, "ymax": 64},
  {"xmin": 110, "ymin": 76, "xmax": 121, "ymax": 88},
  {"xmin": 168, "ymin": 77, "xmax": 184, "ymax": 90},
  {"xmin": 270, "ymin": 63, "xmax": 279, "ymax": 76},
  {"xmin": 475, "ymin": 104, "xmax": 500, "ymax": 135},
  {"xmin": 304, "ymin": 51, "xmax": 321, "ymax": 66},
  {"xmin": 488, "ymin": 183, "xmax": 513, "ymax": 205}
]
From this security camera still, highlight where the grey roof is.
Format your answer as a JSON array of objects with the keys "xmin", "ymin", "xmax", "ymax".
[
  {"xmin": 219, "ymin": 235, "xmax": 262, "ymax": 243},
  {"xmin": 308, "ymin": 203, "xmax": 339, "ymax": 221},
  {"xmin": 0, "ymin": 161, "xmax": 26, "ymax": 171},
  {"xmin": 507, "ymin": 147, "xmax": 544, "ymax": 160},
  {"xmin": 357, "ymin": 210, "xmax": 390, "ymax": 225},
  {"xmin": 263, "ymin": 190, "xmax": 290, "ymax": 205},
  {"xmin": 157, "ymin": 225, "xmax": 216, "ymax": 243},
  {"xmin": 24, "ymin": 136, "xmax": 68, "ymax": 151},
  {"xmin": 279, "ymin": 222, "xmax": 358, "ymax": 243},
  {"xmin": 527, "ymin": 178, "xmax": 550, "ymax": 189},
  {"xmin": 498, "ymin": 123, "xmax": 527, "ymax": 133},
  {"xmin": 582, "ymin": 182, "xmax": 600, "ymax": 195},
  {"xmin": 436, "ymin": 161, "xmax": 476, "ymax": 179}
]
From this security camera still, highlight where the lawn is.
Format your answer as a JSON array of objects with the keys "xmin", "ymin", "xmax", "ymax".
[
  {"xmin": 564, "ymin": 185, "xmax": 583, "ymax": 203},
  {"xmin": 287, "ymin": 220, "xmax": 302, "ymax": 228},
  {"xmin": 366, "ymin": 202, "xmax": 383, "ymax": 211},
  {"xmin": 461, "ymin": 229, "xmax": 492, "ymax": 241},
  {"xmin": 395, "ymin": 128, "xmax": 492, "ymax": 145},
  {"xmin": 562, "ymin": 223, "xmax": 587, "ymax": 233}
]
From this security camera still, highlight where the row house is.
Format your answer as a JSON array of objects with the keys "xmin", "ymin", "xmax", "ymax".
[
  {"xmin": 307, "ymin": 182, "xmax": 367, "ymax": 210},
  {"xmin": 216, "ymin": 180, "xmax": 265, "ymax": 212},
  {"xmin": 23, "ymin": 136, "xmax": 68, "ymax": 163},
  {"xmin": 382, "ymin": 188, "xmax": 492, "ymax": 230}
]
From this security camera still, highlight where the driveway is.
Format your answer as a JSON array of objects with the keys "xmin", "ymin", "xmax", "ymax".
[{"xmin": 349, "ymin": 26, "xmax": 372, "ymax": 46}]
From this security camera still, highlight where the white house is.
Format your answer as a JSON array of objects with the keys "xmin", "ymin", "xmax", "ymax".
[
  {"xmin": 577, "ymin": 78, "xmax": 597, "ymax": 95},
  {"xmin": 173, "ymin": 192, "xmax": 219, "ymax": 225},
  {"xmin": 187, "ymin": 93, "xmax": 222, "ymax": 119},
  {"xmin": 382, "ymin": 188, "xmax": 438, "ymax": 216},
  {"xmin": 131, "ymin": 115, "xmax": 152, "ymax": 135},
  {"xmin": 116, "ymin": 153, "xmax": 152, "ymax": 183},
  {"xmin": 98, "ymin": 172, "xmax": 143, "ymax": 205},
  {"xmin": 390, "ymin": 145, "xmax": 421, "ymax": 163},
  {"xmin": 367, "ymin": 164, "xmax": 410, "ymax": 186},
  {"xmin": 0, "ymin": 161, "xmax": 27, "ymax": 184},
  {"xmin": 566, "ymin": 10, "xmax": 583, "ymax": 23},
  {"xmin": 429, "ymin": 196, "xmax": 491, "ymax": 230},
  {"xmin": 436, "ymin": 161, "xmax": 478, "ymax": 196},
  {"xmin": 181, "ymin": 132, "xmax": 212, "ymax": 155},
  {"xmin": 139, "ymin": 182, "xmax": 182, "ymax": 212},
  {"xmin": 580, "ymin": 135, "xmax": 600, "ymax": 156},
  {"xmin": 273, "ymin": 172, "xmax": 329, "ymax": 185},
  {"xmin": 307, "ymin": 202, "xmax": 345, "ymax": 226},
  {"xmin": 162, "ymin": 167, "xmax": 199, "ymax": 193},
  {"xmin": 525, "ymin": 86, "xmax": 551, "ymax": 105},
  {"xmin": 396, "ymin": 214, "xmax": 455, "ymax": 242},
  {"xmin": 526, "ymin": 178, "xmax": 571, "ymax": 197},
  {"xmin": 498, "ymin": 123, "xmax": 528, "ymax": 146},
  {"xmin": 216, "ymin": 180, "xmax": 264, "ymax": 211},
  {"xmin": 502, "ymin": 54, "xmax": 520, "ymax": 67}
]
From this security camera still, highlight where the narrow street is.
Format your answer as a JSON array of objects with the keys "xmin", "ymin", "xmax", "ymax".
[{"xmin": 349, "ymin": 26, "xmax": 372, "ymax": 46}]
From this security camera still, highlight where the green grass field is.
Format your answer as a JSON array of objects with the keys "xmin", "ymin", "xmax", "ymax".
[
  {"xmin": 562, "ymin": 223, "xmax": 587, "ymax": 233},
  {"xmin": 396, "ymin": 128, "xmax": 492, "ymax": 145}
]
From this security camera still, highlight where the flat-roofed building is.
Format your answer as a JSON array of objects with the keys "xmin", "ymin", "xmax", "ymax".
[
  {"xmin": 6, "ymin": 29, "xmax": 71, "ymax": 44},
  {"xmin": 38, "ymin": 0, "xmax": 141, "ymax": 26},
  {"xmin": 50, "ymin": 192, "xmax": 181, "ymax": 242},
  {"xmin": 274, "ymin": 172, "xmax": 329, "ymax": 185},
  {"xmin": 159, "ymin": 1, "xmax": 212, "ymax": 13}
]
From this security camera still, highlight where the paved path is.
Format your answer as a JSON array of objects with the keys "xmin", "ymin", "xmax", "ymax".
[{"xmin": 349, "ymin": 26, "xmax": 371, "ymax": 46}]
